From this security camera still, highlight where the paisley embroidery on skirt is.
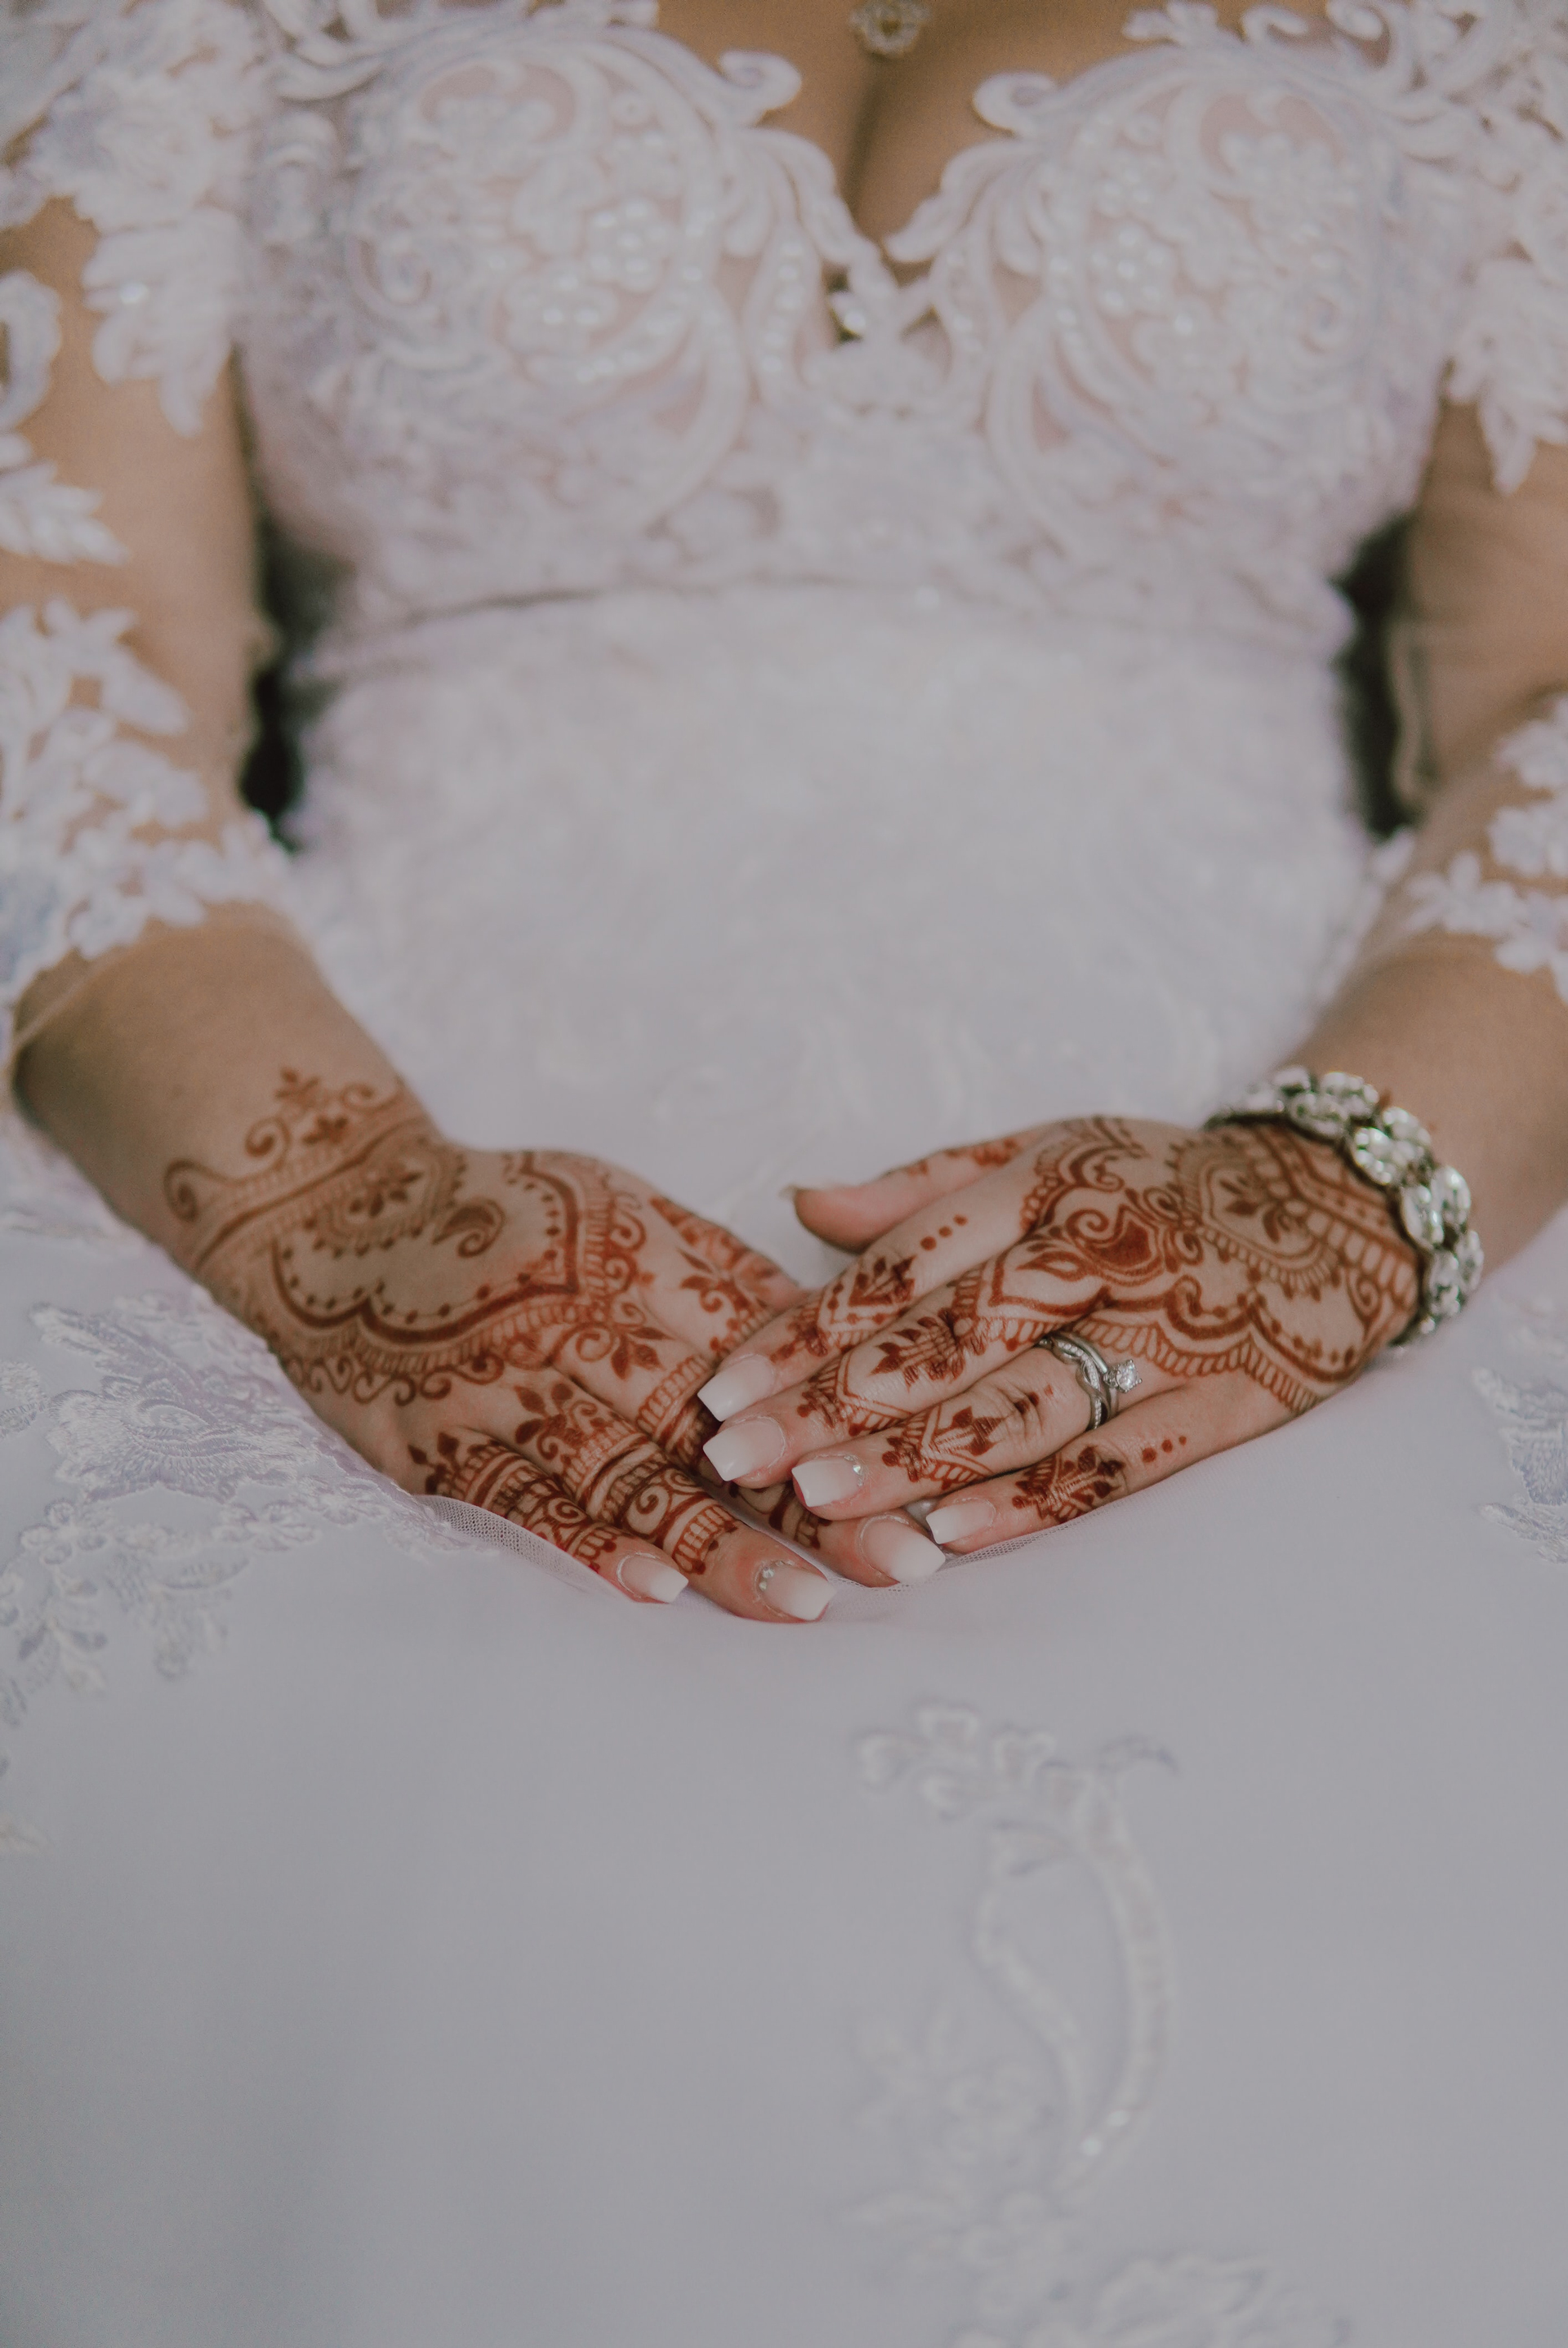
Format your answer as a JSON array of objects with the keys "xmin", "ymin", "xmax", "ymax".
[
  {"xmin": 852, "ymin": 1703, "xmax": 1348, "ymax": 2346},
  {"xmin": 1476, "ymin": 1297, "xmax": 1568, "ymax": 1565}
]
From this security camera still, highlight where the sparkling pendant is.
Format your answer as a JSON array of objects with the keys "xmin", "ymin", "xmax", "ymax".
[{"xmin": 849, "ymin": 0, "xmax": 933, "ymax": 59}]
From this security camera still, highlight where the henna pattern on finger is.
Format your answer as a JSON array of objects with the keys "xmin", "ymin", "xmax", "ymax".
[
  {"xmin": 410, "ymin": 1432, "xmax": 624, "ymax": 1572},
  {"xmin": 1009, "ymin": 1442, "xmax": 1130, "ymax": 1524},
  {"xmin": 649, "ymin": 1196, "xmax": 791, "ymax": 1351},
  {"xmin": 873, "ymin": 1363, "xmax": 1072, "ymax": 1493},
  {"xmin": 876, "ymin": 1397, "xmax": 1013, "ymax": 1491},
  {"xmin": 889, "ymin": 1129, "xmax": 1041, "ymax": 1184},
  {"xmin": 768, "ymin": 1247, "xmax": 921, "ymax": 1373}
]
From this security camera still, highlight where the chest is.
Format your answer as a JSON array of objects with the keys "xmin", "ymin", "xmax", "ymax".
[
  {"xmin": 239, "ymin": 0, "xmax": 1487, "ymax": 642},
  {"xmin": 653, "ymin": 0, "xmax": 1343, "ymax": 250}
]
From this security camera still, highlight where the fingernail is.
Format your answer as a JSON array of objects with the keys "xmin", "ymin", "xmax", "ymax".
[
  {"xmin": 618, "ymin": 1553, "xmax": 687, "ymax": 1603},
  {"xmin": 703, "ymin": 1416, "xmax": 786, "ymax": 1484},
  {"xmin": 792, "ymin": 1454, "xmax": 865, "ymax": 1509},
  {"xmin": 926, "ymin": 1499, "xmax": 997, "ymax": 1547},
  {"xmin": 697, "ymin": 1356, "xmax": 777, "ymax": 1421},
  {"xmin": 858, "ymin": 1516, "xmax": 945, "ymax": 1584},
  {"xmin": 758, "ymin": 1562, "xmax": 832, "ymax": 1621}
]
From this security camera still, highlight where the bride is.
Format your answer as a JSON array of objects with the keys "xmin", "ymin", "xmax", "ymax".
[{"xmin": 3, "ymin": 0, "xmax": 1568, "ymax": 2340}]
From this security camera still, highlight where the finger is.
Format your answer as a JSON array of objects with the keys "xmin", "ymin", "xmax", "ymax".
[
  {"xmin": 547, "ymin": 1204, "xmax": 802, "ymax": 1459},
  {"xmin": 495, "ymin": 1373, "xmax": 834, "ymax": 1624},
  {"xmin": 698, "ymin": 1248, "xmax": 1109, "ymax": 1491},
  {"xmin": 645, "ymin": 1194, "xmax": 804, "ymax": 1346},
  {"xmin": 520, "ymin": 1312, "xmax": 718, "ymax": 1466},
  {"xmin": 781, "ymin": 1346, "xmax": 1171, "ymax": 1520},
  {"xmin": 740, "ymin": 1481, "xmax": 947, "ymax": 1588},
  {"xmin": 920, "ymin": 1375, "xmax": 1282, "ymax": 1553},
  {"xmin": 791, "ymin": 1126, "xmax": 1047, "ymax": 1251},
  {"xmin": 698, "ymin": 1129, "xmax": 1108, "ymax": 1423},
  {"xmin": 404, "ymin": 1433, "xmax": 688, "ymax": 1604}
]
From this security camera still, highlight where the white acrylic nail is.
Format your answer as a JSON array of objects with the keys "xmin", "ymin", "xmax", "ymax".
[
  {"xmin": 926, "ymin": 1499, "xmax": 997, "ymax": 1547},
  {"xmin": 697, "ymin": 1356, "xmax": 777, "ymax": 1422},
  {"xmin": 702, "ymin": 1416, "xmax": 786, "ymax": 1485},
  {"xmin": 759, "ymin": 1563, "xmax": 831, "ymax": 1621},
  {"xmin": 792, "ymin": 1455, "xmax": 865, "ymax": 1510},
  {"xmin": 618, "ymin": 1553, "xmax": 687, "ymax": 1603},
  {"xmin": 858, "ymin": 1517, "xmax": 945, "ymax": 1584}
]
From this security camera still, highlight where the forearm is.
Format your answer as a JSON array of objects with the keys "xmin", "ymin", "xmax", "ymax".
[
  {"xmin": 1292, "ymin": 694, "xmax": 1568, "ymax": 1268},
  {"xmin": 16, "ymin": 919, "xmax": 415, "ymax": 1268}
]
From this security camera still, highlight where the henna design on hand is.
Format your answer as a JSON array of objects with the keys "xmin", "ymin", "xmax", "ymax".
[
  {"xmin": 648, "ymin": 1195, "xmax": 788, "ymax": 1354},
  {"xmin": 163, "ymin": 1072, "xmax": 807, "ymax": 1606},
  {"xmin": 169, "ymin": 1076, "xmax": 690, "ymax": 1414},
  {"xmin": 1013, "ymin": 1118, "xmax": 1417, "ymax": 1412},
  {"xmin": 408, "ymin": 1433, "xmax": 626, "ymax": 1572},
  {"xmin": 795, "ymin": 1118, "xmax": 1417, "ymax": 1444}
]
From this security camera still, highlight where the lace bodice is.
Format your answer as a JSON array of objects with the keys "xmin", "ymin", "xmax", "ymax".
[
  {"xmin": 9, "ymin": 0, "xmax": 1568, "ymax": 642},
  {"xmin": 2, "ymin": 0, "xmax": 1568, "ymax": 1063},
  {"xmin": 223, "ymin": 0, "xmax": 1568, "ymax": 646}
]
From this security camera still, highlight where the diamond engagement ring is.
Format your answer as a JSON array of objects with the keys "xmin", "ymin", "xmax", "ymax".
[{"xmin": 1037, "ymin": 1330, "xmax": 1141, "ymax": 1430}]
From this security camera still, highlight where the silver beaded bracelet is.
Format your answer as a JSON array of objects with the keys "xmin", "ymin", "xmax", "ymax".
[{"xmin": 1205, "ymin": 1066, "xmax": 1483, "ymax": 1343}]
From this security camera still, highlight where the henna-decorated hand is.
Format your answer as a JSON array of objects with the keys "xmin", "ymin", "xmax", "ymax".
[
  {"xmin": 164, "ymin": 1072, "xmax": 947, "ymax": 1619},
  {"xmin": 695, "ymin": 1116, "xmax": 1422, "ymax": 1560}
]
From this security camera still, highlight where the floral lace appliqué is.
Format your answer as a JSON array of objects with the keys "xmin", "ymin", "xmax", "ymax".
[
  {"xmin": 0, "ymin": 270, "xmax": 127, "ymax": 566},
  {"xmin": 1, "ymin": 0, "xmax": 269, "ymax": 436},
  {"xmin": 234, "ymin": 0, "xmax": 1568, "ymax": 649},
  {"xmin": 0, "ymin": 1284, "xmax": 479, "ymax": 1851},
  {"xmin": 852, "ymin": 1703, "xmax": 1348, "ymax": 2346},
  {"xmin": 1402, "ymin": 697, "xmax": 1568, "ymax": 1001},
  {"xmin": 0, "ymin": 598, "xmax": 288, "ymax": 1065}
]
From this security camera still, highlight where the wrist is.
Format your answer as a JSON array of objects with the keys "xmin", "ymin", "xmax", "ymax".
[
  {"xmin": 17, "ymin": 918, "xmax": 414, "ymax": 1259},
  {"xmin": 1209, "ymin": 1066, "xmax": 1477, "ymax": 1339}
]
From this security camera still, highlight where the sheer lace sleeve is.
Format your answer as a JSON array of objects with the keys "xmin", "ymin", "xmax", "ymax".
[
  {"xmin": 1445, "ymin": 0, "xmax": 1568, "ymax": 497},
  {"xmin": 1365, "ymin": 3, "xmax": 1568, "ymax": 1000},
  {"xmin": 1383, "ymin": 397, "xmax": 1568, "ymax": 999},
  {"xmin": 0, "ymin": 0, "xmax": 287, "ymax": 1074}
]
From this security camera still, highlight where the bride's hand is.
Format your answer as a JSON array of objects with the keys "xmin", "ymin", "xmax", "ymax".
[
  {"xmin": 696, "ymin": 1116, "xmax": 1420, "ymax": 1560},
  {"xmin": 165, "ymin": 1072, "xmax": 941, "ymax": 1619}
]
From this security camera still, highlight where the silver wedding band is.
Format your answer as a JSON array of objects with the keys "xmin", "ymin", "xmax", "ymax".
[{"xmin": 1036, "ymin": 1330, "xmax": 1141, "ymax": 1430}]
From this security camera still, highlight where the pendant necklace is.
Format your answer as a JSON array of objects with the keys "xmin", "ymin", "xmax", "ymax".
[{"xmin": 849, "ymin": 1, "xmax": 933, "ymax": 57}]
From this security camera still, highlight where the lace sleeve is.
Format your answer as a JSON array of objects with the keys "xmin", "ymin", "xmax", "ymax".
[
  {"xmin": 1384, "ymin": 399, "xmax": 1568, "ymax": 1001},
  {"xmin": 0, "ymin": 0, "xmax": 287, "ymax": 1073},
  {"xmin": 1445, "ymin": 0, "xmax": 1568, "ymax": 494}
]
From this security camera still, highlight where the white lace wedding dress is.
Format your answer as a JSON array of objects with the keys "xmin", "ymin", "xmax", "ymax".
[{"xmin": 4, "ymin": 3, "xmax": 1568, "ymax": 2342}]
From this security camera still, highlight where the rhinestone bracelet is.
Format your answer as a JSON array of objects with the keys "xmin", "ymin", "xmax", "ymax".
[{"xmin": 1205, "ymin": 1066, "xmax": 1483, "ymax": 1343}]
